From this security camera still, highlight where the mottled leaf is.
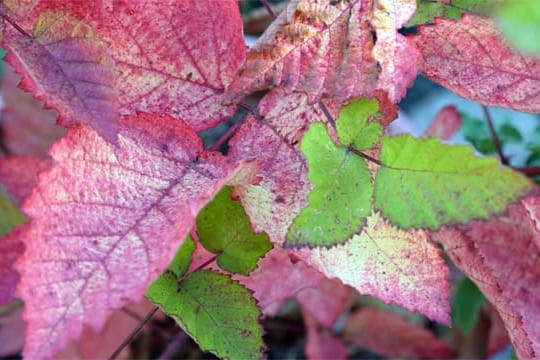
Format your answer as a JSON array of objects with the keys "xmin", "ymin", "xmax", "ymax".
[
  {"xmin": 432, "ymin": 201, "xmax": 540, "ymax": 359},
  {"xmin": 17, "ymin": 113, "xmax": 245, "ymax": 358},
  {"xmin": 3, "ymin": 10, "xmax": 120, "ymax": 141},
  {"xmin": 0, "ymin": 156, "xmax": 50, "ymax": 202},
  {"xmin": 522, "ymin": 195, "xmax": 540, "ymax": 236},
  {"xmin": 302, "ymin": 307, "xmax": 348, "ymax": 360},
  {"xmin": 375, "ymin": 134, "xmax": 531, "ymax": 229},
  {"xmin": 197, "ymin": 186, "xmax": 272, "ymax": 275},
  {"xmin": 287, "ymin": 122, "xmax": 372, "ymax": 247},
  {"xmin": 147, "ymin": 270, "xmax": 266, "ymax": 360},
  {"xmin": 343, "ymin": 307, "xmax": 455, "ymax": 358},
  {"xmin": 31, "ymin": 0, "xmax": 246, "ymax": 131},
  {"xmin": 424, "ymin": 105, "xmax": 461, "ymax": 140},
  {"xmin": 295, "ymin": 213, "xmax": 450, "ymax": 323},
  {"xmin": 1, "ymin": 64, "xmax": 65, "ymax": 157},
  {"xmin": 413, "ymin": 15, "xmax": 540, "ymax": 113},
  {"xmin": 452, "ymin": 277, "xmax": 485, "ymax": 334},
  {"xmin": 371, "ymin": 0, "xmax": 422, "ymax": 102},
  {"xmin": 227, "ymin": 0, "xmax": 378, "ymax": 104},
  {"xmin": 336, "ymin": 98, "xmax": 381, "ymax": 150}
]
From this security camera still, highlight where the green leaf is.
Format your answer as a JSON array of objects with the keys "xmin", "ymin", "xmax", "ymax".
[
  {"xmin": 498, "ymin": 123, "xmax": 522, "ymax": 143},
  {"xmin": 167, "ymin": 235, "xmax": 196, "ymax": 278},
  {"xmin": 495, "ymin": 0, "xmax": 540, "ymax": 55},
  {"xmin": 336, "ymin": 98, "xmax": 381, "ymax": 150},
  {"xmin": 0, "ymin": 193, "xmax": 26, "ymax": 237},
  {"xmin": 374, "ymin": 135, "xmax": 531, "ymax": 229},
  {"xmin": 197, "ymin": 186, "xmax": 272, "ymax": 275},
  {"xmin": 452, "ymin": 277, "xmax": 485, "ymax": 334},
  {"xmin": 287, "ymin": 123, "xmax": 373, "ymax": 247},
  {"xmin": 147, "ymin": 270, "xmax": 265, "ymax": 360}
]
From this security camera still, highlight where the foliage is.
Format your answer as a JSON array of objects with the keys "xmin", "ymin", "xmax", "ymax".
[{"xmin": 0, "ymin": 0, "xmax": 539, "ymax": 359}]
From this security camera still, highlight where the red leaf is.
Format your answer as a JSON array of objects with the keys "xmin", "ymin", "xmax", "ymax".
[
  {"xmin": 371, "ymin": 0, "xmax": 423, "ymax": 102},
  {"xmin": 31, "ymin": 0, "xmax": 246, "ymax": 132},
  {"xmin": 343, "ymin": 307, "xmax": 454, "ymax": 358},
  {"xmin": 486, "ymin": 304, "xmax": 510, "ymax": 356},
  {"xmin": 2, "ymin": 10, "xmax": 120, "ymax": 142},
  {"xmin": 424, "ymin": 105, "xmax": 462, "ymax": 140},
  {"xmin": 16, "ymin": 113, "xmax": 245, "ymax": 358},
  {"xmin": 432, "ymin": 201, "xmax": 540, "ymax": 359},
  {"xmin": 226, "ymin": 0, "xmax": 378, "ymax": 104},
  {"xmin": 0, "ymin": 303, "xmax": 25, "ymax": 356},
  {"xmin": 236, "ymin": 247, "xmax": 325, "ymax": 316},
  {"xmin": 413, "ymin": 15, "xmax": 540, "ymax": 113},
  {"xmin": 302, "ymin": 307, "xmax": 348, "ymax": 360},
  {"xmin": 1, "ymin": 64, "xmax": 65, "ymax": 157},
  {"xmin": 0, "ymin": 157, "xmax": 50, "ymax": 203}
]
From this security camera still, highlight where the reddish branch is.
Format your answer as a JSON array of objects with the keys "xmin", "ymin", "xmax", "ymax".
[
  {"xmin": 260, "ymin": 0, "xmax": 277, "ymax": 20},
  {"xmin": 482, "ymin": 106, "xmax": 509, "ymax": 165},
  {"xmin": 1, "ymin": 13, "xmax": 32, "ymax": 38}
]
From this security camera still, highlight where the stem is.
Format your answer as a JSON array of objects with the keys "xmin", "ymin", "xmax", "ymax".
[
  {"xmin": 177, "ymin": 254, "xmax": 218, "ymax": 287},
  {"xmin": 318, "ymin": 100, "xmax": 337, "ymax": 130},
  {"xmin": 1, "ymin": 14, "xmax": 32, "ymax": 38},
  {"xmin": 349, "ymin": 147, "xmax": 383, "ymax": 166},
  {"xmin": 120, "ymin": 307, "xmax": 144, "ymax": 322},
  {"xmin": 208, "ymin": 115, "xmax": 248, "ymax": 152},
  {"xmin": 260, "ymin": 0, "xmax": 277, "ymax": 20},
  {"xmin": 158, "ymin": 331, "xmax": 189, "ymax": 360},
  {"xmin": 512, "ymin": 166, "xmax": 540, "ymax": 176},
  {"xmin": 108, "ymin": 306, "xmax": 159, "ymax": 360},
  {"xmin": 482, "ymin": 106, "xmax": 508, "ymax": 165}
]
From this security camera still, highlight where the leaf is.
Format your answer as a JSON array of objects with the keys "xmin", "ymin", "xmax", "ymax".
[
  {"xmin": 164, "ymin": 235, "xmax": 196, "ymax": 278},
  {"xmin": 432, "ymin": 200, "xmax": 540, "ymax": 359},
  {"xmin": 147, "ymin": 270, "xmax": 266, "ymax": 360},
  {"xmin": 235, "ymin": 247, "xmax": 326, "ymax": 317},
  {"xmin": 16, "ymin": 113, "xmax": 246, "ymax": 358},
  {"xmin": 0, "ymin": 226, "xmax": 25, "ymax": 307},
  {"xmin": 0, "ymin": 64, "xmax": 65, "ymax": 157},
  {"xmin": 424, "ymin": 105, "xmax": 461, "ymax": 140},
  {"xmin": 226, "ymin": 0, "xmax": 379, "ymax": 104},
  {"xmin": 342, "ymin": 307, "xmax": 455, "ymax": 358},
  {"xmin": 0, "ymin": 302, "xmax": 25, "ymax": 356},
  {"xmin": 495, "ymin": 0, "xmax": 540, "ymax": 55},
  {"xmin": 31, "ymin": 0, "xmax": 246, "ymax": 131},
  {"xmin": 371, "ymin": 0, "xmax": 423, "ymax": 102},
  {"xmin": 286, "ymin": 122, "xmax": 373, "ymax": 247},
  {"xmin": 522, "ymin": 195, "xmax": 540, "ymax": 238},
  {"xmin": 197, "ymin": 186, "xmax": 272, "ymax": 275},
  {"xmin": 375, "ymin": 134, "xmax": 531, "ymax": 229},
  {"xmin": 486, "ymin": 305, "xmax": 510, "ymax": 356},
  {"xmin": 295, "ymin": 212, "xmax": 450, "ymax": 323},
  {"xmin": 0, "ymin": 156, "xmax": 50, "ymax": 202},
  {"xmin": 413, "ymin": 15, "xmax": 540, "ymax": 113},
  {"xmin": 302, "ymin": 307, "xmax": 348, "ymax": 360},
  {"xmin": 498, "ymin": 123, "xmax": 523, "ymax": 143},
  {"xmin": 2, "ymin": 10, "xmax": 120, "ymax": 142},
  {"xmin": 452, "ymin": 277, "xmax": 485, "ymax": 334},
  {"xmin": 336, "ymin": 98, "xmax": 381, "ymax": 150},
  {"xmin": 406, "ymin": 0, "xmax": 501, "ymax": 27}
]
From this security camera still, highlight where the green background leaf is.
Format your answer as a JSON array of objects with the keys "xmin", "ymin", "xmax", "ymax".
[
  {"xmin": 375, "ymin": 135, "xmax": 531, "ymax": 229},
  {"xmin": 287, "ymin": 123, "xmax": 373, "ymax": 247},
  {"xmin": 495, "ymin": 0, "xmax": 540, "ymax": 55},
  {"xmin": 197, "ymin": 187, "xmax": 272, "ymax": 275},
  {"xmin": 147, "ymin": 270, "xmax": 265, "ymax": 360},
  {"xmin": 452, "ymin": 277, "xmax": 486, "ymax": 334},
  {"xmin": 0, "ymin": 193, "xmax": 26, "ymax": 237}
]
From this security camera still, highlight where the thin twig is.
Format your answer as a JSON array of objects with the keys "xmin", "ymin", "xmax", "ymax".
[
  {"xmin": 318, "ymin": 100, "xmax": 337, "ymax": 130},
  {"xmin": 512, "ymin": 166, "xmax": 540, "ymax": 177},
  {"xmin": 177, "ymin": 254, "xmax": 218, "ymax": 287},
  {"xmin": 260, "ymin": 0, "xmax": 277, "ymax": 20},
  {"xmin": 1, "ymin": 14, "xmax": 32, "ymax": 38},
  {"xmin": 108, "ymin": 306, "xmax": 159, "ymax": 360},
  {"xmin": 349, "ymin": 147, "xmax": 384, "ymax": 166},
  {"xmin": 208, "ymin": 115, "xmax": 248, "ymax": 152},
  {"xmin": 120, "ymin": 307, "xmax": 144, "ymax": 322},
  {"xmin": 158, "ymin": 331, "xmax": 189, "ymax": 360},
  {"xmin": 482, "ymin": 106, "xmax": 508, "ymax": 165}
]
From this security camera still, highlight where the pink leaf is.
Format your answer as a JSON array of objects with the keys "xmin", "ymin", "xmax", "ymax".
[
  {"xmin": 0, "ymin": 157, "xmax": 50, "ymax": 203},
  {"xmin": 486, "ymin": 304, "xmax": 510, "ymax": 356},
  {"xmin": 17, "ymin": 113, "xmax": 245, "ymax": 358},
  {"xmin": 1, "ymin": 64, "xmax": 65, "ymax": 157},
  {"xmin": 413, "ymin": 15, "xmax": 540, "ymax": 113},
  {"xmin": 2, "ymin": 10, "xmax": 120, "ymax": 142},
  {"xmin": 226, "ymin": 0, "xmax": 379, "ymax": 104},
  {"xmin": 236, "ymin": 247, "xmax": 325, "ymax": 316},
  {"xmin": 343, "ymin": 307, "xmax": 455, "ymax": 358},
  {"xmin": 424, "ymin": 105, "xmax": 462, "ymax": 140},
  {"xmin": 0, "ymin": 303, "xmax": 25, "ymax": 356},
  {"xmin": 371, "ymin": 0, "xmax": 423, "ymax": 102},
  {"xmin": 522, "ymin": 195, "xmax": 540, "ymax": 236},
  {"xmin": 302, "ymin": 307, "xmax": 348, "ymax": 360},
  {"xmin": 31, "ymin": 0, "xmax": 246, "ymax": 131},
  {"xmin": 432, "ymin": 201, "xmax": 540, "ymax": 359},
  {"xmin": 297, "ymin": 278, "xmax": 351, "ymax": 328}
]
